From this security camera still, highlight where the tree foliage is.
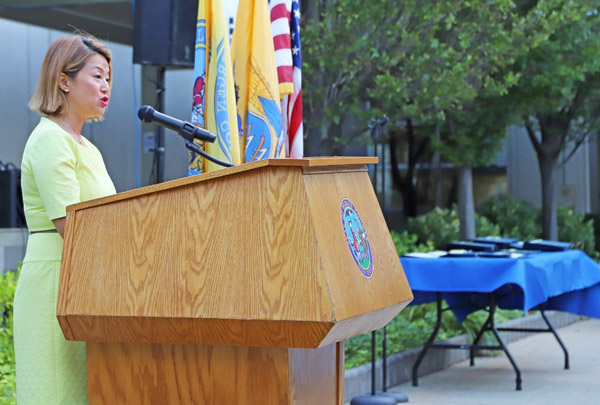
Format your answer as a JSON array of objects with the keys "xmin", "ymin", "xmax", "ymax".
[
  {"xmin": 504, "ymin": 0, "xmax": 600, "ymax": 239},
  {"xmin": 301, "ymin": 0, "xmax": 600, "ymax": 237},
  {"xmin": 302, "ymin": 0, "xmax": 574, "ymax": 155}
]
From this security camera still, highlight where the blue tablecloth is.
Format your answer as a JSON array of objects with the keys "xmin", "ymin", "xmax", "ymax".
[{"xmin": 400, "ymin": 250, "xmax": 600, "ymax": 322}]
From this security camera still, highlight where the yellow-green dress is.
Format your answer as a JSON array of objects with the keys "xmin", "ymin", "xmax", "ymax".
[{"xmin": 14, "ymin": 117, "xmax": 116, "ymax": 404}]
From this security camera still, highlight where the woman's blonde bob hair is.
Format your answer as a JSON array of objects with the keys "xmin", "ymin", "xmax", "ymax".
[{"xmin": 29, "ymin": 34, "xmax": 112, "ymax": 117}]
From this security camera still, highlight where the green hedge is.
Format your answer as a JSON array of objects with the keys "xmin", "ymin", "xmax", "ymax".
[
  {"xmin": 557, "ymin": 205, "xmax": 596, "ymax": 258},
  {"xmin": 390, "ymin": 230, "xmax": 433, "ymax": 256},
  {"xmin": 478, "ymin": 195, "xmax": 540, "ymax": 241},
  {"xmin": 0, "ymin": 271, "xmax": 17, "ymax": 404},
  {"xmin": 405, "ymin": 207, "xmax": 500, "ymax": 250},
  {"xmin": 585, "ymin": 213, "xmax": 600, "ymax": 255},
  {"xmin": 478, "ymin": 195, "xmax": 598, "ymax": 258},
  {"xmin": 345, "ymin": 301, "xmax": 523, "ymax": 369}
]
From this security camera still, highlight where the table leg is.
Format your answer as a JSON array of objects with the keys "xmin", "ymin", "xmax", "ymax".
[
  {"xmin": 496, "ymin": 305, "xmax": 570, "ymax": 371},
  {"xmin": 412, "ymin": 292, "xmax": 444, "ymax": 387},
  {"xmin": 540, "ymin": 308, "xmax": 570, "ymax": 369},
  {"xmin": 469, "ymin": 310, "xmax": 494, "ymax": 367},
  {"xmin": 486, "ymin": 298, "xmax": 522, "ymax": 390},
  {"xmin": 466, "ymin": 294, "xmax": 522, "ymax": 390},
  {"xmin": 412, "ymin": 292, "xmax": 523, "ymax": 390}
]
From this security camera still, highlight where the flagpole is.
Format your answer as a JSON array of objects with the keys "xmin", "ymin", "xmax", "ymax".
[{"xmin": 154, "ymin": 66, "xmax": 166, "ymax": 183}]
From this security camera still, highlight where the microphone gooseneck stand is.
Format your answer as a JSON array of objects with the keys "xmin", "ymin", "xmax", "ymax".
[
  {"xmin": 137, "ymin": 105, "xmax": 233, "ymax": 170},
  {"xmin": 184, "ymin": 140, "xmax": 233, "ymax": 168}
]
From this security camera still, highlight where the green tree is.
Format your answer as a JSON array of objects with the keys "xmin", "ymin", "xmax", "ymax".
[
  {"xmin": 301, "ymin": 0, "xmax": 395, "ymax": 155},
  {"xmin": 371, "ymin": 1, "xmax": 585, "ymax": 238},
  {"xmin": 301, "ymin": 0, "xmax": 572, "ymax": 237},
  {"xmin": 302, "ymin": 0, "xmax": 530, "ymax": 224},
  {"xmin": 504, "ymin": 0, "xmax": 600, "ymax": 240},
  {"xmin": 302, "ymin": 1, "xmax": 528, "ymax": 153},
  {"xmin": 436, "ymin": 96, "xmax": 515, "ymax": 238}
]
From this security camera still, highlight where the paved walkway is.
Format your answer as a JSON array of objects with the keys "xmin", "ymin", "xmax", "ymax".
[{"xmin": 385, "ymin": 319, "xmax": 600, "ymax": 404}]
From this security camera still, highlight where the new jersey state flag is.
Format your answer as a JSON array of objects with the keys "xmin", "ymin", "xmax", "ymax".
[
  {"xmin": 189, "ymin": 0, "xmax": 240, "ymax": 175},
  {"xmin": 231, "ymin": 0, "xmax": 284, "ymax": 162}
]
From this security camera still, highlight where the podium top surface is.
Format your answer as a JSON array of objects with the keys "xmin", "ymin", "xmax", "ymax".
[{"xmin": 67, "ymin": 157, "xmax": 377, "ymax": 213}]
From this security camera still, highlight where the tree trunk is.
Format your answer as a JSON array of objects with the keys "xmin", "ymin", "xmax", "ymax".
[
  {"xmin": 305, "ymin": 121, "xmax": 333, "ymax": 157},
  {"xmin": 389, "ymin": 129, "xmax": 416, "ymax": 217},
  {"xmin": 301, "ymin": 0, "xmax": 320, "ymax": 22},
  {"xmin": 538, "ymin": 154, "xmax": 558, "ymax": 240},
  {"xmin": 525, "ymin": 118, "xmax": 562, "ymax": 241},
  {"xmin": 388, "ymin": 121, "xmax": 428, "ymax": 218},
  {"xmin": 458, "ymin": 166, "xmax": 476, "ymax": 240},
  {"xmin": 433, "ymin": 123, "xmax": 443, "ymax": 207},
  {"xmin": 301, "ymin": 0, "xmax": 326, "ymax": 158}
]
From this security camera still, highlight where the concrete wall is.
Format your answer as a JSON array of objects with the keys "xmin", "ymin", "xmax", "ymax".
[{"xmin": 0, "ymin": 228, "xmax": 27, "ymax": 272}]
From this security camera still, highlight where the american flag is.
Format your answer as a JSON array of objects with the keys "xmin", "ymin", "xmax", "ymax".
[
  {"xmin": 270, "ymin": 0, "xmax": 293, "ymax": 95},
  {"xmin": 269, "ymin": 0, "xmax": 303, "ymax": 157}
]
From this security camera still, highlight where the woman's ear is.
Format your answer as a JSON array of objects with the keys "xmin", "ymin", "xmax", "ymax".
[{"xmin": 59, "ymin": 72, "xmax": 70, "ymax": 93}]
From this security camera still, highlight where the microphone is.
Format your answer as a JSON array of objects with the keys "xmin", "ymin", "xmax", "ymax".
[{"xmin": 137, "ymin": 105, "xmax": 216, "ymax": 143}]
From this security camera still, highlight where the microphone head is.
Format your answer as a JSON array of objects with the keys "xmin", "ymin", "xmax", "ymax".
[{"xmin": 137, "ymin": 105, "xmax": 155, "ymax": 122}]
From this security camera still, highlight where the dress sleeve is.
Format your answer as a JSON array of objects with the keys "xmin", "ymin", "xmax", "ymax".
[{"xmin": 29, "ymin": 130, "xmax": 80, "ymax": 221}]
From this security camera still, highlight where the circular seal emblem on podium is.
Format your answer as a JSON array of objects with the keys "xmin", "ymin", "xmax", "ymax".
[{"xmin": 341, "ymin": 198, "xmax": 373, "ymax": 278}]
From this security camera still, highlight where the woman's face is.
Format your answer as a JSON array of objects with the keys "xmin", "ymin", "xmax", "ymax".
[{"xmin": 63, "ymin": 53, "xmax": 111, "ymax": 120}]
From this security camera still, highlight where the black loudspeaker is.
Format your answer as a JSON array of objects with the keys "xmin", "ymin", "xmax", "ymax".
[
  {"xmin": 133, "ymin": 0, "xmax": 198, "ymax": 68},
  {"xmin": 0, "ymin": 166, "xmax": 26, "ymax": 228}
]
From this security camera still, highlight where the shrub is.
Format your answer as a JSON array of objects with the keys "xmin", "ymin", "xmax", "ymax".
[
  {"xmin": 478, "ymin": 195, "xmax": 541, "ymax": 241},
  {"xmin": 406, "ymin": 207, "xmax": 459, "ymax": 249},
  {"xmin": 558, "ymin": 205, "xmax": 596, "ymax": 258},
  {"xmin": 585, "ymin": 213, "xmax": 600, "ymax": 255},
  {"xmin": 390, "ymin": 230, "xmax": 434, "ymax": 256},
  {"xmin": 0, "ymin": 270, "xmax": 17, "ymax": 404},
  {"xmin": 478, "ymin": 196, "xmax": 597, "ymax": 258},
  {"xmin": 344, "ymin": 302, "xmax": 523, "ymax": 369},
  {"xmin": 406, "ymin": 207, "xmax": 500, "ymax": 249},
  {"xmin": 475, "ymin": 215, "xmax": 501, "ymax": 240},
  {"xmin": 344, "ymin": 302, "xmax": 464, "ymax": 369}
]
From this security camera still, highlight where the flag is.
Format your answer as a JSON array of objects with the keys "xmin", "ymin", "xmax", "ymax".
[
  {"xmin": 269, "ymin": 0, "xmax": 294, "ymax": 97},
  {"xmin": 269, "ymin": 0, "xmax": 303, "ymax": 158},
  {"xmin": 285, "ymin": 0, "xmax": 303, "ymax": 158},
  {"xmin": 189, "ymin": 0, "xmax": 240, "ymax": 175},
  {"xmin": 231, "ymin": 0, "xmax": 284, "ymax": 162}
]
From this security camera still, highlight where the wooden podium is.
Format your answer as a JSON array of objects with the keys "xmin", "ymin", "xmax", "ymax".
[{"xmin": 57, "ymin": 157, "xmax": 413, "ymax": 404}]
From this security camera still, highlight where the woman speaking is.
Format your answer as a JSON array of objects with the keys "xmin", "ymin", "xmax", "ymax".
[{"xmin": 14, "ymin": 34, "xmax": 116, "ymax": 403}]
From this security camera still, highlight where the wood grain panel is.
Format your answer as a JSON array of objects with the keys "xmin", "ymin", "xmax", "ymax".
[
  {"xmin": 302, "ymin": 169, "xmax": 413, "ymax": 322},
  {"xmin": 57, "ymin": 209, "xmax": 77, "ymax": 336},
  {"xmin": 59, "ymin": 165, "xmax": 334, "ymax": 347},
  {"xmin": 319, "ymin": 302, "xmax": 410, "ymax": 347},
  {"xmin": 88, "ymin": 342, "xmax": 345, "ymax": 404},
  {"xmin": 87, "ymin": 342, "xmax": 292, "ymax": 404},
  {"xmin": 289, "ymin": 342, "xmax": 344, "ymax": 404},
  {"xmin": 58, "ymin": 158, "xmax": 410, "ymax": 349},
  {"xmin": 301, "ymin": 164, "xmax": 369, "ymax": 176},
  {"xmin": 64, "ymin": 316, "xmax": 333, "ymax": 347}
]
